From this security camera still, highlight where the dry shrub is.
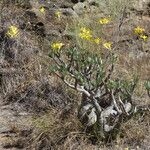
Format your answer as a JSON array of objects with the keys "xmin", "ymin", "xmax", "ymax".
[
  {"xmin": 28, "ymin": 109, "xmax": 149, "ymax": 150},
  {"xmin": 0, "ymin": 0, "xmax": 76, "ymax": 114},
  {"xmin": 0, "ymin": 1, "xmax": 73, "ymax": 100},
  {"xmin": 115, "ymin": 51, "xmax": 150, "ymax": 101},
  {"xmin": 0, "ymin": 3, "xmax": 50, "ymax": 101},
  {"xmin": 27, "ymin": 108, "xmax": 83, "ymax": 150},
  {"xmin": 0, "ymin": 4, "xmax": 40, "ymax": 96},
  {"xmin": 4, "ymin": 78, "xmax": 74, "ymax": 113},
  {"xmin": 120, "ymin": 111, "xmax": 150, "ymax": 148}
]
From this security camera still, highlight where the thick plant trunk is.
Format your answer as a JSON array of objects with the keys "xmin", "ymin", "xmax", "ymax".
[{"xmin": 78, "ymin": 94, "xmax": 136, "ymax": 140}]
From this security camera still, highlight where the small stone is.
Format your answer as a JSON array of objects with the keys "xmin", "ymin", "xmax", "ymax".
[{"xmin": 73, "ymin": 2, "xmax": 86, "ymax": 15}]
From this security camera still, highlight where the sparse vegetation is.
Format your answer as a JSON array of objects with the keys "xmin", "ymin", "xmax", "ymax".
[
  {"xmin": 49, "ymin": 38, "xmax": 149, "ymax": 142},
  {"xmin": 0, "ymin": 0, "xmax": 150, "ymax": 149}
]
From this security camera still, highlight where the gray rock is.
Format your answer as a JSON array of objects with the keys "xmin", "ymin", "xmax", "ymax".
[
  {"xmin": 132, "ymin": 0, "xmax": 150, "ymax": 12},
  {"xmin": 0, "ymin": 126, "xmax": 10, "ymax": 134},
  {"xmin": 73, "ymin": 2, "xmax": 86, "ymax": 15}
]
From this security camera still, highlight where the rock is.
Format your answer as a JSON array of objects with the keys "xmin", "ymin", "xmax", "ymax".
[
  {"xmin": 132, "ymin": 0, "xmax": 150, "ymax": 14},
  {"xmin": 73, "ymin": 2, "xmax": 86, "ymax": 15},
  {"xmin": 0, "ymin": 126, "xmax": 10, "ymax": 134},
  {"xmin": 61, "ymin": 8, "xmax": 78, "ymax": 16},
  {"xmin": 88, "ymin": 1, "xmax": 99, "ymax": 7}
]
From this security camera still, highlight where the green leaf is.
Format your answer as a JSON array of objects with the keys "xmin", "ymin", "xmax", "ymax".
[
  {"xmin": 49, "ymin": 65, "xmax": 59, "ymax": 73},
  {"xmin": 107, "ymin": 80, "xmax": 118, "ymax": 90},
  {"xmin": 48, "ymin": 52, "xmax": 54, "ymax": 58},
  {"xmin": 144, "ymin": 81, "xmax": 150, "ymax": 90}
]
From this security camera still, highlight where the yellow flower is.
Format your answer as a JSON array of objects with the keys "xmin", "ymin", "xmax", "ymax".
[
  {"xmin": 6, "ymin": 25, "xmax": 19, "ymax": 38},
  {"xmin": 55, "ymin": 11, "xmax": 62, "ymax": 18},
  {"xmin": 124, "ymin": 148, "xmax": 129, "ymax": 150},
  {"xmin": 80, "ymin": 27, "xmax": 91, "ymax": 34},
  {"xmin": 99, "ymin": 18, "xmax": 111, "ymax": 25},
  {"xmin": 51, "ymin": 42, "xmax": 64, "ymax": 52},
  {"xmin": 140, "ymin": 35, "xmax": 148, "ymax": 41},
  {"xmin": 79, "ymin": 27, "xmax": 92, "ymax": 40},
  {"xmin": 39, "ymin": 6, "xmax": 45, "ymax": 13},
  {"xmin": 103, "ymin": 42, "xmax": 112, "ymax": 50},
  {"xmin": 134, "ymin": 26, "xmax": 145, "ymax": 35},
  {"xmin": 93, "ymin": 38, "xmax": 101, "ymax": 44}
]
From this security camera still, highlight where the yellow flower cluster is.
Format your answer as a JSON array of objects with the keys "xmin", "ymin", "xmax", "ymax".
[
  {"xmin": 55, "ymin": 11, "xmax": 62, "ymax": 18},
  {"xmin": 79, "ymin": 27, "xmax": 112, "ymax": 49},
  {"xmin": 93, "ymin": 38, "xmax": 101, "ymax": 44},
  {"xmin": 51, "ymin": 42, "xmax": 64, "ymax": 53},
  {"xmin": 39, "ymin": 6, "xmax": 45, "ymax": 13},
  {"xmin": 99, "ymin": 18, "xmax": 111, "ymax": 25},
  {"xmin": 140, "ymin": 34, "xmax": 148, "ymax": 41},
  {"xmin": 79, "ymin": 27, "xmax": 92, "ymax": 40},
  {"xmin": 134, "ymin": 26, "xmax": 148, "ymax": 41},
  {"xmin": 103, "ymin": 42, "xmax": 112, "ymax": 50},
  {"xmin": 6, "ymin": 25, "xmax": 19, "ymax": 38},
  {"xmin": 134, "ymin": 26, "xmax": 145, "ymax": 35}
]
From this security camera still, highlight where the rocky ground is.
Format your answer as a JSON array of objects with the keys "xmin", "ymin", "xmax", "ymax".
[
  {"xmin": 0, "ymin": 103, "xmax": 32, "ymax": 149},
  {"xmin": 0, "ymin": 0, "xmax": 150, "ymax": 149}
]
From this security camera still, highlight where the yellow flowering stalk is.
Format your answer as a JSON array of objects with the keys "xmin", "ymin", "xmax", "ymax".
[
  {"xmin": 140, "ymin": 35, "xmax": 148, "ymax": 41},
  {"xmin": 79, "ymin": 27, "xmax": 92, "ymax": 40},
  {"xmin": 99, "ymin": 18, "xmax": 111, "ymax": 25},
  {"xmin": 39, "ymin": 6, "xmax": 45, "ymax": 13},
  {"xmin": 6, "ymin": 25, "xmax": 19, "ymax": 38},
  {"xmin": 134, "ymin": 26, "xmax": 145, "ymax": 35},
  {"xmin": 93, "ymin": 38, "xmax": 101, "ymax": 44},
  {"xmin": 103, "ymin": 42, "xmax": 112, "ymax": 50},
  {"xmin": 51, "ymin": 42, "xmax": 64, "ymax": 53},
  {"xmin": 55, "ymin": 11, "xmax": 62, "ymax": 18}
]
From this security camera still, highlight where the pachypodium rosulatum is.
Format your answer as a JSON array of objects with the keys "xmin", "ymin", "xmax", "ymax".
[
  {"xmin": 145, "ymin": 80, "xmax": 150, "ymax": 98},
  {"xmin": 49, "ymin": 46, "xmax": 149, "ymax": 141}
]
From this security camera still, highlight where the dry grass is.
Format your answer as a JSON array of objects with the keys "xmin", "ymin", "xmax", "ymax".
[
  {"xmin": 25, "ymin": 107, "xmax": 150, "ymax": 149},
  {"xmin": 0, "ymin": 0, "xmax": 149, "ymax": 149},
  {"xmin": 27, "ymin": 108, "xmax": 82, "ymax": 149}
]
